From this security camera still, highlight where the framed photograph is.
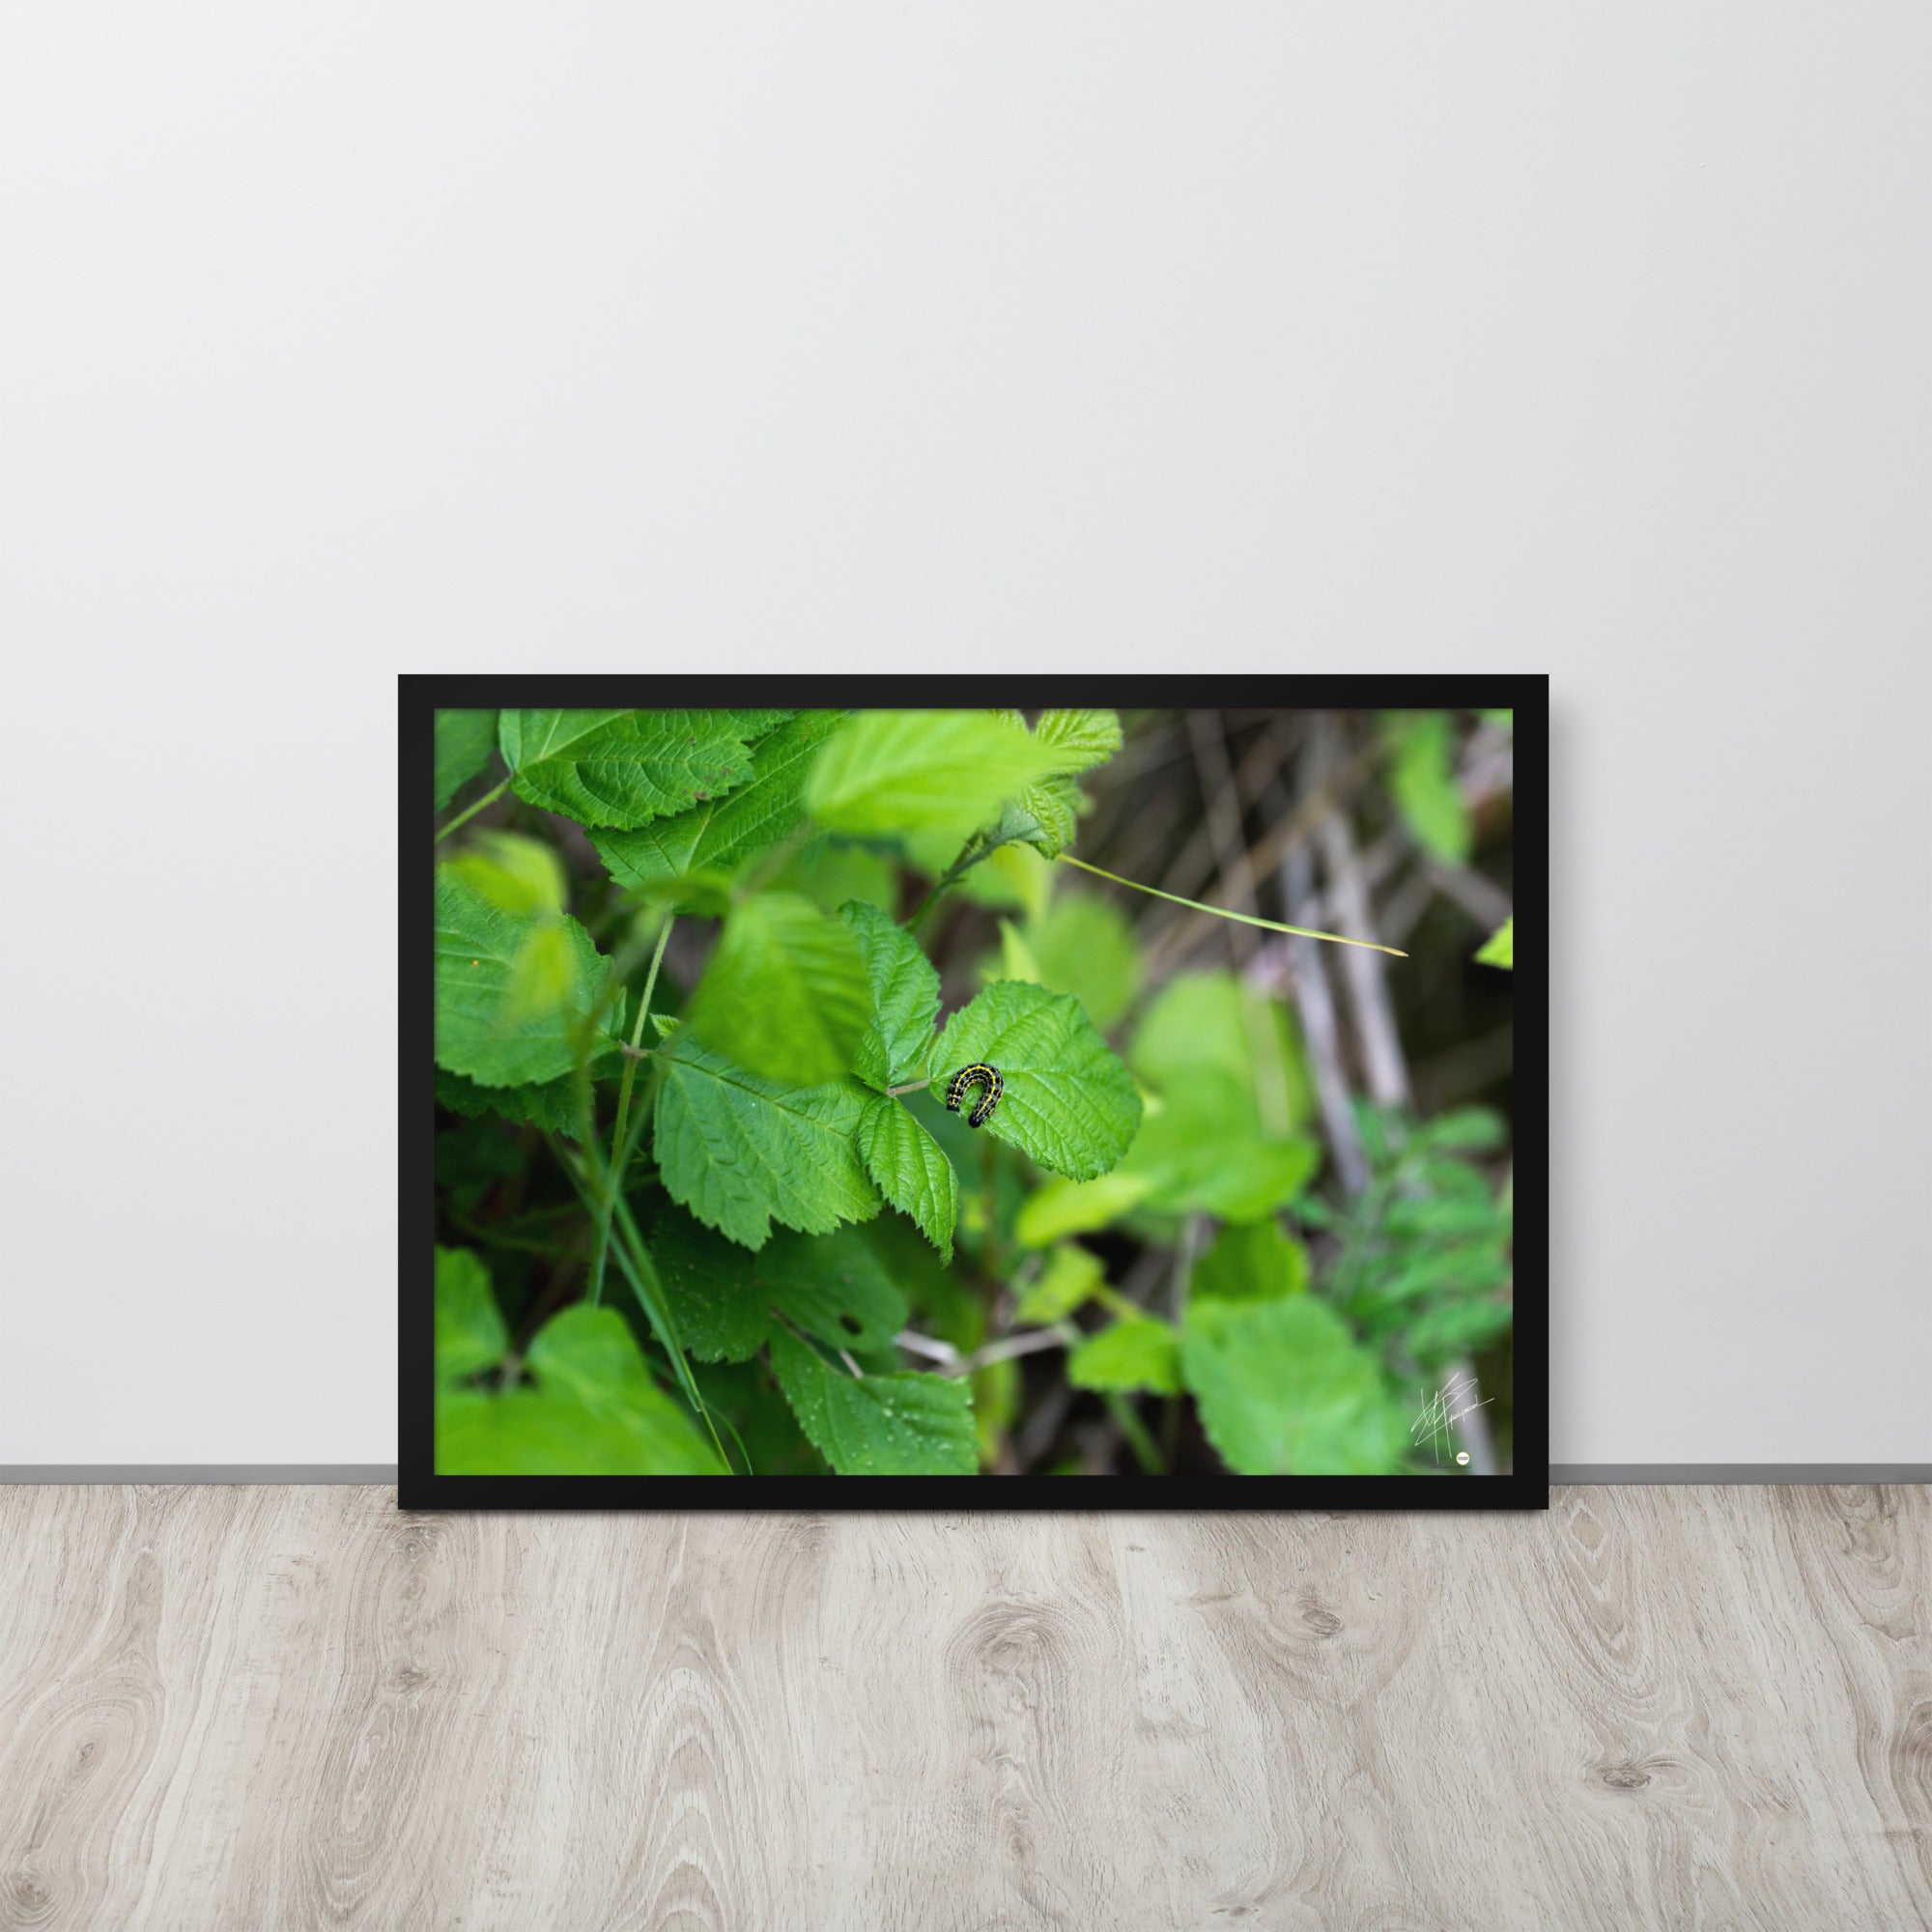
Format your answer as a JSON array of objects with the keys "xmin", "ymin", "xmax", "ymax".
[{"xmin": 402, "ymin": 676, "xmax": 1545, "ymax": 1509}]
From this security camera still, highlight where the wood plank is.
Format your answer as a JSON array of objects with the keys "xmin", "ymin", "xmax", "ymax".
[{"xmin": 0, "ymin": 1487, "xmax": 1924, "ymax": 1929}]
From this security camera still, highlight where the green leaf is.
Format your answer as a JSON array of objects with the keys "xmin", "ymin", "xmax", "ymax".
[
  {"xmin": 1029, "ymin": 893, "xmax": 1142, "ymax": 1032},
  {"xmin": 767, "ymin": 1325, "xmax": 975, "ymax": 1475},
  {"xmin": 897, "ymin": 1082, "xmax": 983, "ymax": 1179},
  {"xmin": 1013, "ymin": 1171, "xmax": 1156, "ymax": 1246},
  {"xmin": 499, "ymin": 920, "xmax": 579, "ymax": 1024},
  {"xmin": 804, "ymin": 710, "xmax": 1069, "ymax": 841},
  {"xmin": 435, "ymin": 868, "xmax": 621, "ymax": 1087},
  {"xmin": 648, "ymin": 1206, "xmax": 770, "ymax": 1362},
  {"xmin": 841, "ymin": 900, "xmax": 941, "ymax": 1089},
  {"xmin": 1067, "ymin": 1317, "xmax": 1182, "ymax": 1396},
  {"xmin": 906, "ymin": 828, "xmax": 1055, "ymax": 911},
  {"xmin": 436, "ymin": 1065, "xmax": 598, "ymax": 1136},
  {"xmin": 930, "ymin": 980, "xmax": 1142, "ymax": 1181},
  {"xmin": 589, "ymin": 711, "xmax": 848, "ymax": 898},
  {"xmin": 974, "ymin": 842, "xmax": 1056, "ymax": 917},
  {"xmin": 435, "ymin": 1247, "xmax": 507, "ymax": 1385},
  {"xmin": 1129, "ymin": 970, "xmax": 1312, "ymax": 1135},
  {"xmin": 652, "ymin": 1208, "xmax": 912, "ymax": 1362},
  {"xmin": 616, "ymin": 869, "xmax": 735, "ymax": 919},
  {"xmin": 688, "ymin": 892, "xmax": 871, "ymax": 1087},
  {"xmin": 1193, "ymin": 1219, "xmax": 1309, "ymax": 1302},
  {"xmin": 436, "ymin": 1118, "xmax": 526, "ymax": 1215},
  {"xmin": 989, "ymin": 773, "xmax": 1082, "ymax": 859},
  {"xmin": 522, "ymin": 1303, "xmax": 660, "ymax": 1408},
  {"xmin": 434, "ymin": 709, "xmax": 499, "ymax": 811},
  {"xmin": 1013, "ymin": 1243, "xmax": 1106, "ymax": 1322},
  {"xmin": 1181, "ymin": 1297, "xmax": 1408, "ymax": 1475},
  {"xmin": 1414, "ymin": 1107, "xmax": 1509, "ymax": 1153},
  {"xmin": 1475, "ymin": 917, "xmax": 1514, "ymax": 970},
  {"xmin": 759, "ymin": 1226, "xmax": 910, "ymax": 1354},
  {"xmin": 653, "ymin": 1032, "xmax": 882, "ymax": 1250},
  {"xmin": 1385, "ymin": 711, "xmax": 1473, "ymax": 865},
  {"xmin": 970, "ymin": 709, "xmax": 1116, "ymax": 860},
  {"xmin": 1033, "ymin": 708, "xmax": 1122, "ymax": 774},
  {"xmin": 1122, "ymin": 1072, "xmax": 1321, "ymax": 1221},
  {"xmin": 443, "ymin": 831, "xmax": 566, "ymax": 919},
  {"xmin": 1353, "ymin": 1243, "xmax": 1510, "ymax": 1311},
  {"xmin": 771, "ymin": 838, "xmax": 899, "ymax": 916},
  {"xmin": 498, "ymin": 708, "xmax": 788, "ymax": 831},
  {"xmin": 990, "ymin": 919, "xmax": 1042, "ymax": 986},
  {"xmin": 1124, "ymin": 978, "xmax": 1320, "ymax": 1218},
  {"xmin": 436, "ymin": 1304, "xmax": 726, "ymax": 1475},
  {"xmin": 1405, "ymin": 1297, "xmax": 1515, "ymax": 1363},
  {"xmin": 864, "ymin": 1213, "xmax": 982, "ymax": 1352},
  {"xmin": 857, "ymin": 1094, "xmax": 958, "ymax": 1264}
]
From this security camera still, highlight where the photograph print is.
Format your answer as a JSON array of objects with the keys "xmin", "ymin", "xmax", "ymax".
[{"xmin": 404, "ymin": 678, "xmax": 1543, "ymax": 1507}]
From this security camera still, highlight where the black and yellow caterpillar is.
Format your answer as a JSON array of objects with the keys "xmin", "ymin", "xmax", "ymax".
[{"xmin": 944, "ymin": 1062, "xmax": 1005, "ymax": 1129}]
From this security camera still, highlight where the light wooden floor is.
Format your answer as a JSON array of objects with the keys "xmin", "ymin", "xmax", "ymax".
[{"xmin": 0, "ymin": 1488, "xmax": 1925, "ymax": 1931}]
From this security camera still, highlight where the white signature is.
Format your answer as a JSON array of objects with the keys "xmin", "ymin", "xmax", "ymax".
[{"xmin": 1412, "ymin": 1372, "xmax": 1493, "ymax": 1465}]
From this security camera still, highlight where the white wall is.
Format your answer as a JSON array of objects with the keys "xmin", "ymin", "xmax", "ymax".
[{"xmin": 3, "ymin": 6, "xmax": 1925, "ymax": 1465}]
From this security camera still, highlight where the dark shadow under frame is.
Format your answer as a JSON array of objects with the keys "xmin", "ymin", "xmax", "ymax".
[{"xmin": 401, "ymin": 673, "xmax": 1548, "ymax": 1511}]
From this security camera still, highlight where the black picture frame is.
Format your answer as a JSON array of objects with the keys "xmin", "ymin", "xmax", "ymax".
[{"xmin": 401, "ymin": 673, "xmax": 1548, "ymax": 1511}]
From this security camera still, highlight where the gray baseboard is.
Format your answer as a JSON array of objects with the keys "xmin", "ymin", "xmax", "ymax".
[
  {"xmin": 0, "ymin": 1465, "xmax": 400, "ymax": 1484},
  {"xmin": 1, "ymin": 1464, "xmax": 1925, "ymax": 1486},
  {"xmin": 1549, "ymin": 1464, "xmax": 1931, "ymax": 1484}
]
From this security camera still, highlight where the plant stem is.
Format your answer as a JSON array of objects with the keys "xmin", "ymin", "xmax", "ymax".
[
  {"xmin": 942, "ymin": 1325, "xmax": 1075, "ymax": 1378},
  {"xmin": 434, "ymin": 776, "xmax": 511, "ymax": 843},
  {"xmin": 606, "ymin": 1201, "xmax": 732, "ymax": 1473},
  {"xmin": 547, "ymin": 1134, "xmax": 730, "ymax": 1472},
  {"xmin": 611, "ymin": 916, "xmax": 673, "ymax": 1153},
  {"xmin": 894, "ymin": 1329, "xmax": 959, "ymax": 1365},
  {"xmin": 589, "ymin": 916, "xmax": 673, "ymax": 1310},
  {"xmin": 1107, "ymin": 1393, "xmax": 1167, "ymax": 1475},
  {"xmin": 884, "ymin": 1078, "xmax": 932, "ymax": 1097},
  {"xmin": 903, "ymin": 833, "xmax": 988, "ymax": 932},
  {"xmin": 1055, "ymin": 851, "xmax": 1407, "ymax": 956},
  {"xmin": 1162, "ymin": 1212, "xmax": 1205, "ymax": 1463},
  {"xmin": 1170, "ymin": 1211, "xmax": 1205, "ymax": 1322}
]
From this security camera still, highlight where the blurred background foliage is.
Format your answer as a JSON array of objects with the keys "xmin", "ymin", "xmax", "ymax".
[{"xmin": 435, "ymin": 706, "xmax": 1515, "ymax": 1477}]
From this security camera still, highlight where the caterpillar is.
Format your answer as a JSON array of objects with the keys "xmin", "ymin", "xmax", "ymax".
[{"xmin": 944, "ymin": 1062, "xmax": 1005, "ymax": 1129}]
